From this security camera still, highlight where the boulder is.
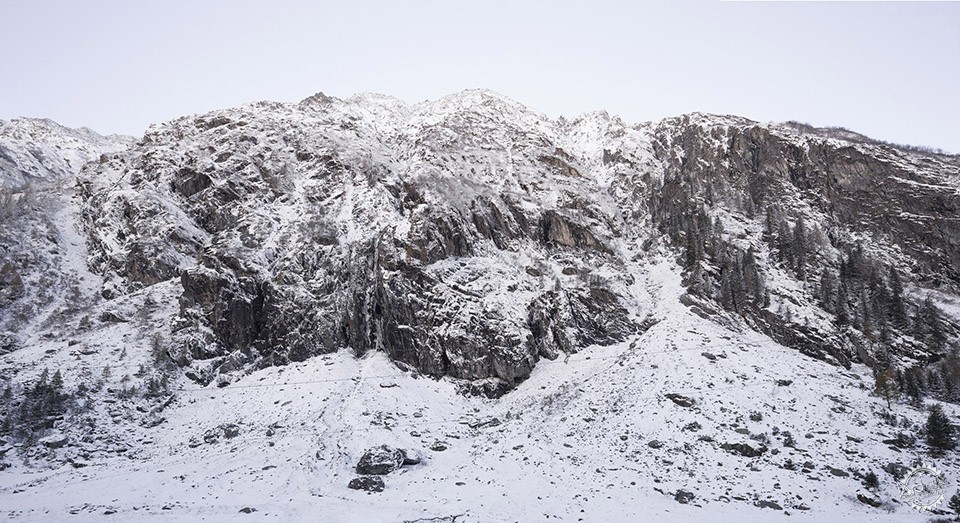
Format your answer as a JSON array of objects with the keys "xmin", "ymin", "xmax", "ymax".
[
  {"xmin": 203, "ymin": 423, "xmax": 241, "ymax": 444},
  {"xmin": 674, "ymin": 490, "xmax": 695, "ymax": 504},
  {"xmin": 720, "ymin": 442, "xmax": 767, "ymax": 458},
  {"xmin": 401, "ymin": 449, "xmax": 422, "ymax": 466},
  {"xmin": 348, "ymin": 476, "xmax": 385, "ymax": 493},
  {"xmin": 827, "ymin": 467, "xmax": 849, "ymax": 477},
  {"xmin": 356, "ymin": 445, "xmax": 405, "ymax": 475},
  {"xmin": 857, "ymin": 493, "xmax": 882, "ymax": 508},
  {"xmin": 664, "ymin": 393, "xmax": 696, "ymax": 408},
  {"xmin": 756, "ymin": 500, "xmax": 782, "ymax": 511}
]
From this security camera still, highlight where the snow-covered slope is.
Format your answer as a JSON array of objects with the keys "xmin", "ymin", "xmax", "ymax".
[
  {"xmin": 0, "ymin": 120, "xmax": 133, "ymax": 348},
  {"xmin": 2, "ymin": 91, "xmax": 959, "ymax": 521},
  {"xmin": 1, "ymin": 258, "xmax": 955, "ymax": 522}
]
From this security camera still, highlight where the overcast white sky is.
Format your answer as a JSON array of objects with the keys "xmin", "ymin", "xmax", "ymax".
[{"xmin": 2, "ymin": 0, "xmax": 958, "ymax": 151}]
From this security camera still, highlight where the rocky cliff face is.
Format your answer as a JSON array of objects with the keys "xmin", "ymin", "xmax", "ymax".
[
  {"xmin": 651, "ymin": 115, "xmax": 960, "ymax": 285},
  {"xmin": 646, "ymin": 115, "xmax": 959, "ymax": 368},
  {"xmin": 75, "ymin": 91, "xmax": 960, "ymax": 388}
]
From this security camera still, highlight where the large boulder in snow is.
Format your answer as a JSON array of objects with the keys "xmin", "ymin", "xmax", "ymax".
[{"xmin": 356, "ymin": 445, "xmax": 405, "ymax": 475}]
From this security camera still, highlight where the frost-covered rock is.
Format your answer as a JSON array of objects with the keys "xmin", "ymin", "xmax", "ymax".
[
  {"xmin": 356, "ymin": 445, "xmax": 405, "ymax": 475},
  {"xmin": 79, "ymin": 90, "xmax": 642, "ymax": 385},
  {"xmin": 347, "ymin": 476, "xmax": 385, "ymax": 493},
  {"xmin": 39, "ymin": 433, "xmax": 68, "ymax": 449}
]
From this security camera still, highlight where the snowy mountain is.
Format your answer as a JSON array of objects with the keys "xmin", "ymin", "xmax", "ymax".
[{"xmin": 1, "ymin": 91, "xmax": 960, "ymax": 521}]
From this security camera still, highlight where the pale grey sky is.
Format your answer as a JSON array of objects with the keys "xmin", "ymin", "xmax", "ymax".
[{"xmin": 2, "ymin": 0, "xmax": 958, "ymax": 151}]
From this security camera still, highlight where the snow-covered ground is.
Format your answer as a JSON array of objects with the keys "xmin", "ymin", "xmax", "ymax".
[{"xmin": 1, "ymin": 258, "xmax": 953, "ymax": 522}]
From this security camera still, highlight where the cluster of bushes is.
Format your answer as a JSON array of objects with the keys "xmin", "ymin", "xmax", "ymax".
[
  {"xmin": 0, "ymin": 368, "xmax": 74, "ymax": 442},
  {"xmin": 0, "ymin": 349, "xmax": 175, "ymax": 445}
]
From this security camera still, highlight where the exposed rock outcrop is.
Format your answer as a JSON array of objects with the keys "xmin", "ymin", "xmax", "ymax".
[{"xmin": 72, "ymin": 91, "xmax": 959, "ymax": 390}]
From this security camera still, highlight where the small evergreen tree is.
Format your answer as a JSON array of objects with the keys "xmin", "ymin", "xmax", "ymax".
[
  {"xmin": 743, "ymin": 247, "xmax": 764, "ymax": 305},
  {"xmin": 819, "ymin": 269, "xmax": 837, "ymax": 313},
  {"xmin": 947, "ymin": 490, "xmax": 960, "ymax": 520},
  {"xmin": 792, "ymin": 217, "xmax": 809, "ymax": 280},
  {"xmin": 720, "ymin": 266, "xmax": 735, "ymax": 312},
  {"xmin": 863, "ymin": 470, "xmax": 879, "ymax": 490},
  {"xmin": 905, "ymin": 369, "xmax": 925, "ymax": 408},
  {"xmin": 889, "ymin": 268, "xmax": 907, "ymax": 329},
  {"xmin": 919, "ymin": 296, "xmax": 947, "ymax": 352},
  {"xmin": 835, "ymin": 284, "xmax": 850, "ymax": 327},
  {"xmin": 925, "ymin": 404, "xmax": 955, "ymax": 454},
  {"xmin": 777, "ymin": 219, "xmax": 792, "ymax": 265}
]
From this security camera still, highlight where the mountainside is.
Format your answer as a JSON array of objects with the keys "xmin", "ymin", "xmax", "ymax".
[
  {"xmin": 2, "ymin": 91, "xmax": 960, "ymax": 521},
  {"xmin": 77, "ymin": 90, "xmax": 960, "ymax": 387},
  {"xmin": 0, "ymin": 119, "xmax": 132, "ymax": 348}
]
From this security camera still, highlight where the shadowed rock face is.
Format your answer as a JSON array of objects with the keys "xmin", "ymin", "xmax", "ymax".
[
  {"xmin": 76, "ymin": 93, "xmax": 959, "ymax": 387},
  {"xmin": 653, "ymin": 117, "xmax": 960, "ymax": 286},
  {"xmin": 648, "ymin": 115, "xmax": 959, "ymax": 365}
]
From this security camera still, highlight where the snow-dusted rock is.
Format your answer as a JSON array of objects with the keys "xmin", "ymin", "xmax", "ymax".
[
  {"xmin": 347, "ymin": 476, "xmax": 385, "ymax": 493},
  {"xmin": 73, "ymin": 90, "xmax": 960, "ymax": 390},
  {"xmin": 39, "ymin": 434, "xmax": 68, "ymax": 449},
  {"xmin": 356, "ymin": 445, "xmax": 405, "ymax": 475}
]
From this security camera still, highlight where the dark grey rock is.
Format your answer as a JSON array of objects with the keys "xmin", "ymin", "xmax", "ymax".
[
  {"xmin": 856, "ymin": 493, "xmax": 882, "ymax": 508},
  {"xmin": 664, "ymin": 393, "xmax": 696, "ymax": 408},
  {"xmin": 674, "ymin": 490, "xmax": 695, "ymax": 504},
  {"xmin": 721, "ymin": 442, "xmax": 767, "ymax": 458},
  {"xmin": 348, "ymin": 476, "xmax": 385, "ymax": 493},
  {"xmin": 356, "ymin": 445, "xmax": 404, "ymax": 475},
  {"xmin": 827, "ymin": 467, "xmax": 849, "ymax": 477},
  {"xmin": 756, "ymin": 500, "xmax": 782, "ymax": 510},
  {"xmin": 98, "ymin": 311, "xmax": 128, "ymax": 323}
]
